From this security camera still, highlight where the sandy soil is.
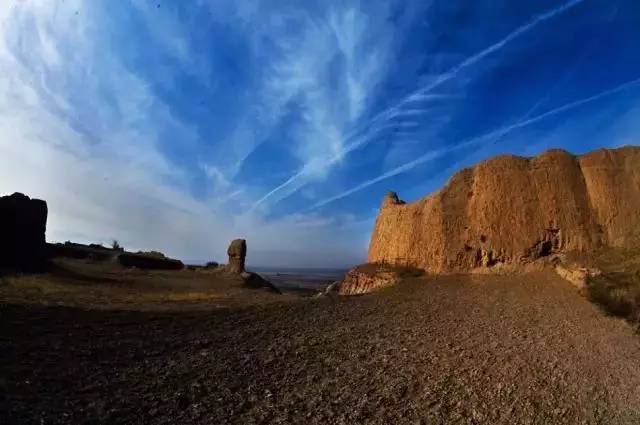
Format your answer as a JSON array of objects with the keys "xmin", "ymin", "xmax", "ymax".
[{"xmin": 2, "ymin": 264, "xmax": 640, "ymax": 424}]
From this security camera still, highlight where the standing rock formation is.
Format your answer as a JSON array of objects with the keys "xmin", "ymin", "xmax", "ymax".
[
  {"xmin": 227, "ymin": 239, "xmax": 247, "ymax": 274},
  {"xmin": 223, "ymin": 238, "xmax": 280, "ymax": 293},
  {"xmin": 368, "ymin": 146, "xmax": 640, "ymax": 273},
  {"xmin": 0, "ymin": 193, "xmax": 48, "ymax": 272}
]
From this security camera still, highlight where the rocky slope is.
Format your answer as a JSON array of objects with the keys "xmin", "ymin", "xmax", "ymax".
[
  {"xmin": 337, "ymin": 264, "xmax": 402, "ymax": 295},
  {"xmin": 368, "ymin": 146, "xmax": 640, "ymax": 273},
  {"xmin": 5, "ymin": 272, "xmax": 640, "ymax": 424}
]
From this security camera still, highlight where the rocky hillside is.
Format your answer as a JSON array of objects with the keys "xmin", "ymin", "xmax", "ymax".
[{"xmin": 368, "ymin": 146, "xmax": 640, "ymax": 273}]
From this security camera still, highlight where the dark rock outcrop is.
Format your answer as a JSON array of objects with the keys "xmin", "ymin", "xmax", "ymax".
[
  {"xmin": 227, "ymin": 239, "xmax": 246, "ymax": 273},
  {"xmin": 382, "ymin": 191, "xmax": 406, "ymax": 207},
  {"xmin": 240, "ymin": 271, "xmax": 281, "ymax": 294},
  {"xmin": 0, "ymin": 193, "xmax": 48, "ymax": 272},
  {"xmin": 50, "ymin": 243, "xmax": 183, "ymax": 270},
  {"xmin": 117, "ymin": 253, "xmax": 184, "ymax": 270},
  {"xmin": 48, "ymin": 242, "xmax": 121, "ymax": 262}
]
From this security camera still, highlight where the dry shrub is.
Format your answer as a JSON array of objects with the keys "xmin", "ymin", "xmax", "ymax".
[
  {"xmin": 395, "ymin": 266, "xmax": 425, "ymax": 278},
  {"xmin": 587, "ymin": 250, "xmax": 640, "ymax": 324},
  {"xmin": 589, "ymin": 283, "xmax": 634, "ymax": 317}
]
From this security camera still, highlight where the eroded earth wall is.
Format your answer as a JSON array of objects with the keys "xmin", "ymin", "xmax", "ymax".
[{"xmin": 367, "ymin": 147, "xmax": 640, "ymax": 273}]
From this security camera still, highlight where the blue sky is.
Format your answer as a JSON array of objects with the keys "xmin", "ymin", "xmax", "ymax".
[{"xmin": 0, "ymin": 0, "xmax": 639, "ymax": 267}]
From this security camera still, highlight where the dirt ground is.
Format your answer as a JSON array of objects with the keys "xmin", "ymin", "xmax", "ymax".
[{"xmin": 3, "ymin": 261, "xmax": 640, "ymax": 424}]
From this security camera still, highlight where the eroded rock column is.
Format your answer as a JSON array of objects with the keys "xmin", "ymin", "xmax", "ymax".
[
  {"xmin": 227, "ymin": 239, "xmax": 246, "ymax": 274},
  {"xmin": 0, "ymin": 192, "xmax": 48, "ymax": 272}
]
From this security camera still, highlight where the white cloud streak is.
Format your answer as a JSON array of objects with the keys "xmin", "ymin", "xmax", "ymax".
[
  {"xmin": 200, "ymin": 2, "xmax": 398, "ymax": 191},
  {"xmin": 251, "ymin": 0, "xmax": 587, "ymax": 210},
  {"xmin": 0, "ymin": 0, "xmax": 369, "ymax": 267},
  {"xmin": 307, "ymin": 76, "xmax": 640, "ymax": 210}
]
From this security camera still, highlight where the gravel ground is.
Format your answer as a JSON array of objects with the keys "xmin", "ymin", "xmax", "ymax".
[{"xmin": 3, "ymin": 271, "xmax": 640, "ymax": 424}]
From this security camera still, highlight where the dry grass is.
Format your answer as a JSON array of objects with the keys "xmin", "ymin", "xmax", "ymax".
[
  {"xmin": 586, "ymin": 249, "xmax": 640, "ymax": 324},
  {"xmin": 0, "ymin": 258, "xmax": 288, "ymax": 311}
]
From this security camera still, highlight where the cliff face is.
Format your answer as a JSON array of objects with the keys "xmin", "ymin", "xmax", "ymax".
[{"xmin": 367, "ymin": 147, "xmax": 640, "ymax": 273}]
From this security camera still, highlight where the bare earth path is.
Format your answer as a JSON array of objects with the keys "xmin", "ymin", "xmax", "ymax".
[{"xmin": 3, "ymin": 271, "xmax": 640, "ymax": 424}]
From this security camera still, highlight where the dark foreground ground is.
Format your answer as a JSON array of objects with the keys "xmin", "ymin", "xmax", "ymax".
[{"xmin": 2, "ymin": 263, "xmax": 640, "ymax": 424}]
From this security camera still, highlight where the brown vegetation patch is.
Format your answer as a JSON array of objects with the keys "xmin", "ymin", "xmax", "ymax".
[
  {"xmin": 0, "ymin": 258, "xmax": 288, "ymax": 311},
  {"xmin": 584, "ymin": 249, "xmax": 640, "ymax": 325}
]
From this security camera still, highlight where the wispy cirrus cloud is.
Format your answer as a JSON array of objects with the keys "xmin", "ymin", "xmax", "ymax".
[
  {"xmin": 307, "ymin": 75, "xmax": 640, "ymax": 210},
  {"xmin": 250, "ymin": 0, "xmax": 588, "ymax": 210},
  {"xmin": 0, "ymin": 0, "xmax": 369, "ymax": 266},
  {"xmin": 186, "ymin": 1, "xmax": 428, "ymax": 212},
  {"xmin": 2, "ymin": 0, "xmax": 638, "ymax": 268}
]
